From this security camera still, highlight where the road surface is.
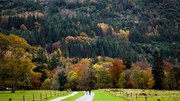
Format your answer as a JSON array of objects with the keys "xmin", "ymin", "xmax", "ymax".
[
  {"xmin": 75, "ymin": 92, "xmax": 94, "ymax": 101},
  {"xmin": 50, "ymin": 91, "xmax": 78, "ymax": 101}
]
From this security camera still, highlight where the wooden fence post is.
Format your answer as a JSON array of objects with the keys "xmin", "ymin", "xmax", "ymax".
[
  {"xmin": 126, "ymin": 92, "xmax": 128, "ymax": 98},
  {"xmin": 145, "ymin": 95, "xmax": 147, "ymax": 101},
  {"xmin": 32, "ymin": 94, "xmax": 34, "ymax": 101},
  {"xmin": 23, "ymin": 95, "xmax": 25, "ymax": 101},
  {"xmin": 136, "ymin": 93, "xmax": 138, "ymax": 100},
  {"xmin": 46, "ymin": 93, "xmax": 47, "ymax": 99},
  {"xmin": 40, "ymin": 93, "xmax": 42, "ymax": 100}
]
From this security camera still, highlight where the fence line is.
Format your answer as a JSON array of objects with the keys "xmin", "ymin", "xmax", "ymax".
[
  {"xmin": 102, "ymin": 89, "xmax": 180, "ymax": 101},
  {"xmin": 7, "ymin": 90, "xmax": 71, "ymax": 101}
]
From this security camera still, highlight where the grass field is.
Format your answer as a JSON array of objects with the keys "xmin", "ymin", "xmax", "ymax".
[
  {"xmin": 61, "ymin": 91, "xmax": 84, "ymax": 101},
  {"xmin": 1, "ymin": 89, "xmax": 180, "ymax": 101},
  {"xmin": 104, "ymin": 89, "xmax": 180, "ymax": 101},
  {"xmin": 0, "ymin": 90, "xmax": 71, "ymax": 101},
  {"xmin": 93, "ymin": 90, "xmax": 127, "ymax": 101}
]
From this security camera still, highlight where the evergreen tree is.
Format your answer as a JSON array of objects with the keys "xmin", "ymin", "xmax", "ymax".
[
  {"xmin": 152, "ymin": 49, "xmax": 164, "ymax": 89},
  {"xmin": 123, "ymin": 57, "xmax": 132, "ymax": 69},
  {"xmin": 58, "ymin": 70, "xmax": 67, "ymax": 90}
]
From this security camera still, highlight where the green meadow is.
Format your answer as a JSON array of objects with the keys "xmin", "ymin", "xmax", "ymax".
[
  {"xmin": 105, "ymin": 89, "xmax": 180, "ymax": 101},
  {"xmin": 93, "ymin": 90, "xmax": 126, "ymax": 101},
  {"xmin": 0, "ymin": 90, "xmax": 71, "ymax": 101},
  {"xmin": 1, "ymin": 89, "xmax": 180, "ymax": 101}
]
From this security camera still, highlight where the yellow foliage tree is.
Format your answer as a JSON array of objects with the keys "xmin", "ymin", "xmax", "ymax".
[
  {"xmin": 119, "ymin": 29, "xmax": 130, "ymax": 40},
  {"xmin": 40, "ymin": 79, "xmax": 52, "ymax": 90},
  {"xmin": 148, "ymin": 77, "xmax": 155, "ymax": 89},
  {"xmin": 80, "ymin": 32, "xmax": 88, "ymax": 37},
  {"xmin": 0, "ymin": 33, "xmax": 37, "ymax": 93},
  {"xmin": 67, "ymin": 71, "xmax": 78, "ymax": 90},
  {"xmin": 97, "ymin": 23, "xmax": 109, "ymax": 33}
]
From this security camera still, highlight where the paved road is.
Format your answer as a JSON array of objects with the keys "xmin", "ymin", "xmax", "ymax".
[
  {"xmin": 50, "ymin": 92, "xmax": 78, "ymax": 101},
  {"xmin": 75, "ymin": 92, "xmax": 95, "ymax": 101}
]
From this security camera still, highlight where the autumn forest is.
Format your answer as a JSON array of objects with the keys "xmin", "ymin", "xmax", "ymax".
[{"xmin": 0, "ymin": 0, "xmax": 180, "ymax": 93}]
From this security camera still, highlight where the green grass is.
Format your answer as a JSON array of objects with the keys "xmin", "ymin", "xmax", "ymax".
[
  {"xmin": 134, "ymin": 96, "xmax": 180, "ymax": 101},
  {"xmin": 0, "ymin": 90, "xmax": 71, "ymax": 101},
  {"xmin": 93, "ymin": 90, "xmax": 127, "ymax": 101},
  {"xmin": 132, "ymin": 94, "xmax": 180, "ymax": 101},
  {"xmin": 105, "ymin": 89, "xmax": 180, "ymax": 101},
  {"xmin": 61, "ymin": 91, "xmax": 84, "ymax": 101}
]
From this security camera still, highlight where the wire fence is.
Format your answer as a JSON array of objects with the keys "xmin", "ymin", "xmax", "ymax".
[
  {"xmin": 0, "ymin": 90, "xmax": 71, "ymax": 101},
  {"xmin": 101, "ymin": 89, "xmax": 180, "ymax": 101}
]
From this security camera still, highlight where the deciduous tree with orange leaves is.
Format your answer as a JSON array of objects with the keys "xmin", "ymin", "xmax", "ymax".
[{"xmin": 109, "ymin": 59, "xmax": 125, "ymax": 88}]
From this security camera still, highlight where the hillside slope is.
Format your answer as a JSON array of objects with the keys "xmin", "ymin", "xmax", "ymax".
[{"xmin": 0, "ymin": 0, "xmax": 180, "ymax": 62}]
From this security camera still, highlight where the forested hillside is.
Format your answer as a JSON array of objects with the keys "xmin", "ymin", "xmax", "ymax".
[
  {"xmin": 0, "ymin": 0, "xmax": 180, "ymax": 91},
  {"xmin": 0, "ymin": 0, "xmax": 180, "ymax": 62}
]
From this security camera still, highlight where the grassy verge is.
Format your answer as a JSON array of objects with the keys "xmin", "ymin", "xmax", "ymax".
[
  {"xmin": 105, "ymin": 89, "xmax": 180, "ymax": 101},
  {"xmin": 0, "ymin": 90, "xmax": 71, "ymax": 101},
  {"xmin": 61, "ymin": 91, "xmax": 84, "ymax": 101},
  {"xmin": 42, "ymin": 91, "xmax": 72, "ymax": 101},
  {"xmin": 132, "ymin": 96, "xmax": 180, "ymax": 101},
  {"xmin": 134, "ymin": 97, "xmax": 180, "ymax": 101},
  {"xmin": 93, "ymin": 90, "xmax": 127, "ymax": 101}
]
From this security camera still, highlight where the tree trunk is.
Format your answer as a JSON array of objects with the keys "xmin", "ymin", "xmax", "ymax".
[{"xmin": 11, "ymin": 66, "xmax": 15, "ymax": 93}]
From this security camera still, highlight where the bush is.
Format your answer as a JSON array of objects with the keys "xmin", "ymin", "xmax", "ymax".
[{"xmin": 40, "ymin": 79, "xmax": 52, "ymax": 90}]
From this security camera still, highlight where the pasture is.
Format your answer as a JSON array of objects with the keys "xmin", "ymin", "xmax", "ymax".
[
  {"xmin": 0, "ymin": 89, "xmax": 180, "ymax": 101},
  {"xmin": 93, "ymin": 90, "xmax": 126, "ymax": 101},
  {"xmin": 0, "ymin": 90, "xmax": 71, "ymax": 101},
  {"xmin": 103, "ymin": 89, "xmax": 180, "ymax": 101}
]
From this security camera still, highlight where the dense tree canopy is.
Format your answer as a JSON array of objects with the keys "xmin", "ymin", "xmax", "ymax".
[
  {"xmin": 0, "ymin": 0, "xmax": 180, "ymax": 91},
  {"xmin": 0, "ymin": 33, "xmax": 39, "ymax": 92}
]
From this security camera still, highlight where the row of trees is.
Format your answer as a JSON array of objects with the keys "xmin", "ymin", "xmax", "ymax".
[
  {"xmin": 0, "ymin": 33, "xmax": 180, "ymax": 92},
  {"xmin": 39, "ymin": 54, "xmax": 180, "ymax": 91}
]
